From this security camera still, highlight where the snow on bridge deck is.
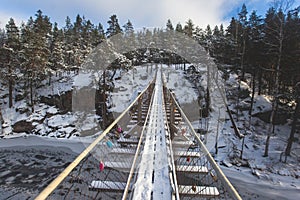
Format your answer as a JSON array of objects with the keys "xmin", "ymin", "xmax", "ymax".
[{"xmin": 132, "ymin": 69, "xmax": 172, "ymax": 200}]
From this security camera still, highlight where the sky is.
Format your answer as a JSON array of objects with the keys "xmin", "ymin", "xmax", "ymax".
[{"xmin": 0, "ymin": 0, "xmax": 299, "ymax": 30}]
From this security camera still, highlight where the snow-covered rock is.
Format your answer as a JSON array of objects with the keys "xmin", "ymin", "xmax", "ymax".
[
  {"xmin": 251, "ymin": 95, "xmax": 272, "ymax": 115},
  {"xmin": 47, "ymin": 114, "xmax": 77, "ymax": 128}
]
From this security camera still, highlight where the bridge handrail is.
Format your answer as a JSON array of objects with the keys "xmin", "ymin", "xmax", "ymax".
[
  {"xmin": 168, "ymin": 90, "xmax": 242, "ymax": 200},
  {"xmin": 35, "ymin": 79, "xmax": 155, "ymax": 200}
]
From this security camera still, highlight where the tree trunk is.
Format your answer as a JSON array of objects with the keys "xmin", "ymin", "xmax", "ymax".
[
  {"xmin": 285, "ymin": 96, "xmax": 300, "ymax": 156},
  {"xmin": 110, "ymin": 68, "xmax": 117, "ymax": 81},
  {"xmin": 236, "ymin": 82, "xmax": 240, "ymax": 122},
  {"xmin": 258, "ymin": 68, "xmax": 262, "ymax": 95},
  {"xmin": 102, "ymin": 70, "xmax": 107, "ymax": 127},
  {"xmin": 241, "ymin": 38, "xmax": 246, "ymax": 81},
  {"xmin": 264, "ymin": 99, "xmax": 276, "ymax": 157},
  {"xmin": 249, "ymin": 69, "xmax": 256, "ymax": 116},
  {"xmin": 8, "ymin": 64, "xmax": 13, "ymax": 108},
  {"xmin": 9, "ymin": 77, "xmax": 13, "ymax": 108},
  {"xmin": 264, "ymin": 16, "xmax": 284, "ymax": 157},
  {"xmin": 48, "ymin": 71, "xmax": 52, "ymax": 86},
  {"xmin": 0, "ymin": 108, "xmax": 3, "ymax": 135},
  {"xmin": 30, "ymin": 78, "xmax": 34, "ymax": 112}
]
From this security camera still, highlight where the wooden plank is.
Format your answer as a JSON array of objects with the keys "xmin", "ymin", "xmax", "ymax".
[
  {"xmin": 117, "ymin": 138, "xmax": 139, "ymax": 145},
  {"xmin": 110, "ymin": 148, "xmax": 136, "ymax": 155},
  {"xmin": 174, "ymin": 151, "xmax": 200, "ymax": 157},
  {"xmin": 89, "ymin": 180, "xmax": 127, "ymax": 192},
  {"xmin": 176, "ymin": 165, "xmax": 208, "ymax": 174},
  {"xmin": 172, "ymin": 140, "xmax": 194, "ymax": 147},
  {"xmin": 174, "ymin": 117, "xmax": 182, "ymax": 121},
  {"xmin": 178, "ymin": 185, "xmax": 219, "ymax": 197},
  {"xmin": 105, "ymin": 161, "xmax": 132, "ymax": 171}
]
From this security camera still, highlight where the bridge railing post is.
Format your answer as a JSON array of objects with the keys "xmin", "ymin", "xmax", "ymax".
[{"xmin": 137, "ymin": 94, "xmax": 142, "ymax": 123}]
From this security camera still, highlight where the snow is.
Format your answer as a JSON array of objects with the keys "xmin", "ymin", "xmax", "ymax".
[
  {"xmin": 37, "ymin": 73, "xmax": 75, "ymax": 97},
  {"xmin": 73, "ymin": 72, "xmax": 93, "ymax": 89},
  {"xmin": 251, "ymin": 94, "xmax": 273, "ymax": 115},
  {"xmin": 47, "ymin": 106, "xmax": 58, "ymax": 114},
  {"xmin": 164, "ymin": 67, "xmax": 198, "ymax": 104},
  {"xmin": 47, "ymin": 114, "xmax": 77, "ymax": 128},
  {"xmin": 109, "ymin": 65, "xmax": 156, "ymax": 112}
]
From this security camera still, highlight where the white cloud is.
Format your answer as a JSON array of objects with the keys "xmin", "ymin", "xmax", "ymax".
[
  {"xmin": 6, "ymin": 0, "xmax": 297, "ymax": 30},
  {"xmin": 80, "ymin": 0, "xmax": 242, "ymax": 28}
]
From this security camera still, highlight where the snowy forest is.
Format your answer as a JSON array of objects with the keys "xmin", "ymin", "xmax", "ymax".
[{"xmin": 0, "ymin": 2, "xmax": 299, "ymax": 158}]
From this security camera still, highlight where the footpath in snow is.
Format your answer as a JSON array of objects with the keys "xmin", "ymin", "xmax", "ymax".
[{"xmin": 132, "ymin": 69, "xmax": 172, "ymax": 199}]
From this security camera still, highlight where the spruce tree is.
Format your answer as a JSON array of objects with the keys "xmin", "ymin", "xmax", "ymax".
[{"xmin": 106, "ymin": 14, "xmax": 123, "ymax": 38}]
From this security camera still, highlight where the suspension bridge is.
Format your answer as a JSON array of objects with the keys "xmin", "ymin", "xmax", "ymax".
[{"xmin": 35, "ymin": 67, "xmax": 242, "ymax": 200}]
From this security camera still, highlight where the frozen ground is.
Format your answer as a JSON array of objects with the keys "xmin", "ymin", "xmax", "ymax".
[{"xmin": 0, "ymin": 64, "xmax": 299, "ymax": 199}]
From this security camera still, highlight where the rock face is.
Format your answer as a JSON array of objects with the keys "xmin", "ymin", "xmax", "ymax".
[
  {"xmin": 12, "ymin": 120, "xmax": 34, "ymax": 133},
  {"xmin": 253, "ymin": 110, "xmax": 289, "ymax": 125},
  {"xmin": 40, "ymin": 91, "xmax": 73, "ymax": 113}
]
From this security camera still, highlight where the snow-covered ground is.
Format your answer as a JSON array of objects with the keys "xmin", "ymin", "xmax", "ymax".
[
  {"xmin": 0, "ymin": 64, "xmax": 299, "ymax": 199},
  {"xmin": 109, "ymin": 64, "xmax": 156, "ymax": 113}
]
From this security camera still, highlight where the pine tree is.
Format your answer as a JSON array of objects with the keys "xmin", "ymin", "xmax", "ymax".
[
  {"xmin": 211, "ymin": 25, "xmax": 227, "ymax": 62},
  {"xmin": 82, "ymin": 18, "xmax": 94, "ymax": 59},
  {"xmin": 19, "ymin": 18, "xmax": 35, "ymax": 109},
  {"xmin": 49, "ymin": 22, "xmax": 65, "ymax": 71},
  {"xmin": 238, "ymin": 3, "xmax": 248, "ymax": 80},
  {"xmin": 32, "ymin": 10, "xmax": 52, "ymax": 73},
  {"xmin": 282, "ymin": 8, "xmax": 300, "ymax": 90},
  {"xmin": 285, "ymin": 83, "xmax": 300, "ymax": 158},
  {"xmin": 166, "ymin": 19, "xmax": 174, "ymax": 31},
  {"xmin": 106, "ymin": 14, "xmax": 122, "ymax": 38},
  {"xmin": 73, "ymin": 14, "xmax": 84, "ymax": 66},
  {"xmin": 247, "ymin": 11, "xmax": 263, "ymax": 116},
  {"xmin": 263, "ymin": 6, "xmax": 288, "ymax": 157},
  {"xmin": 225, "ymin": 17, "xmax": 239, "ymax": 66},
  {"xmin": 220, "ymin": 24, "xmax": 225, "ymax": 36},
  {"xmin": 20, "ymin": 10, "xmax": 52, "ymax": 111},
  {"xmin": 184, "ymin": 19, "xmax": 194, "ymax": 37},
  {"xmin": 63, "ymin": 16, "xmax": 74, "ymax": 67},
  {"xmin": 123, "ymin": 20, "xmax": 134, "ymax": 35},
  {"xmin": 97, "ymin": 23, "xmax": 106, "ymax": 40},
  {"xmin": 1, "ymin": 18, "xmax": 20, "ymax": 108},
  {"xmin": 122, "ymin": 20, "xmax": 136, "ymax": 61},
  {"xmin": 204, "ymin": 25, "xmax": 213, "ymax": 53},
  {"xmin": 175, "ymin": 23, "xmax": 183, "ymax": 33},
  {"xmin": 0, "ymin": 28, "xmax": 5, "ymax": 46},
  {"xmin": 90, "ymin": 23, "xmax": 105, "ymax": 46}
]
